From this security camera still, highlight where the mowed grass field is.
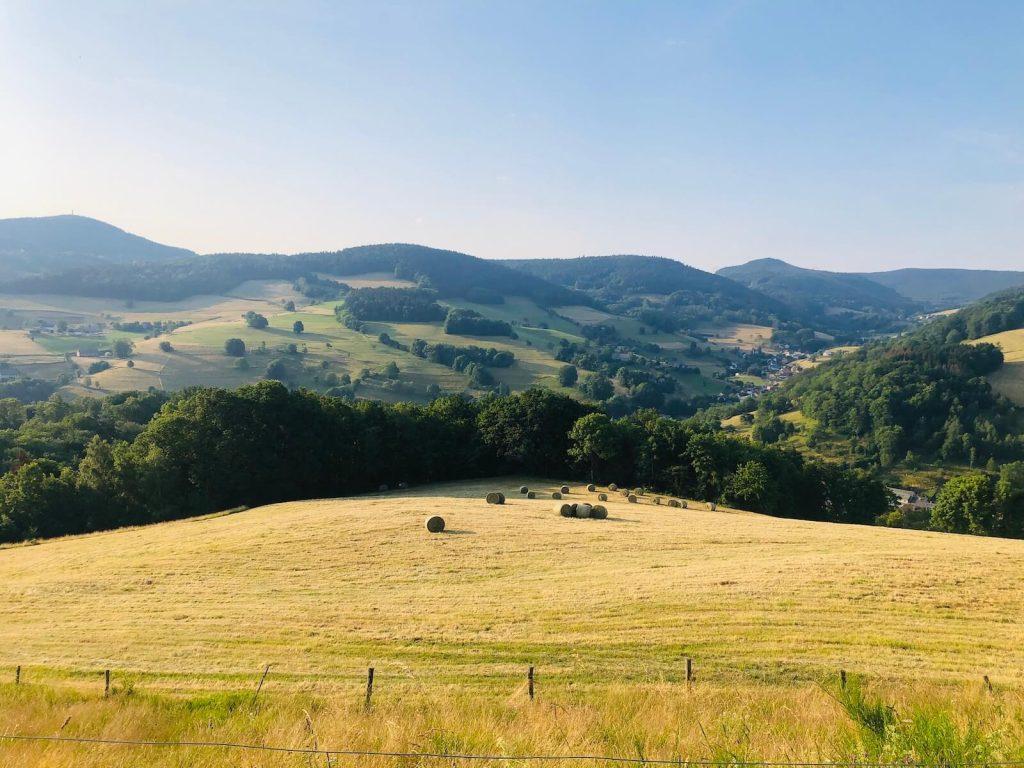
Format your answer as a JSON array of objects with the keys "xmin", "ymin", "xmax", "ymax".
[
  {"xmin": 2, "ymin": 479, "xmax": 1024, "ymax": 765},
  {"xmin": 971, "ymin": 328, "xmax": 1024, "ymax": 405}
]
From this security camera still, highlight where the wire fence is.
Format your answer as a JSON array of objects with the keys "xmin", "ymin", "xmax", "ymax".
[{"xmin": 2, "ymin": 734, "xmax": 1024, "ymax": 767}]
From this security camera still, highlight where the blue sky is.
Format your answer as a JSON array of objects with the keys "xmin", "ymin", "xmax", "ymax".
[{"xmin": 1, "ymin": 1, "xmax": 1021, "ymax": 271}]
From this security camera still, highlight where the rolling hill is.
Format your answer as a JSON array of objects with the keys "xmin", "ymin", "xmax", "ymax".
[
  {"xmin": 2, "ymin": 477, "xmax": 1020, "ymax": 684},
  {"xmin": 717, "ymin": 258, "xmax": 914, "ymax": 318},
  {"xmin": 0, "ymin": 477, "xmax": 1022, "ymax": 765},
  {"xmin": 0, "ymin": 215, "xmax": 195, "ymax": 278},
  {"xmin": 3, "ymin": 242, "xmax": 593, "ymax": 307},
  {"xmin": 503, "ymin": 254, "xmax": 787, "ymax": 314}
]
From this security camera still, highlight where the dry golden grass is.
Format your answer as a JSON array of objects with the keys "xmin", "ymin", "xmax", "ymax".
[
  {"xmin": 2, "ymin": 478, "xmax": 1022, "ymax": 687},
  {"xmin": 2, "ymin": 478, "xmax": 1024, "ymax": 765},
  {"xmin": 2, "ymin": 677, "xmax": 1021, "ymax": 767}
]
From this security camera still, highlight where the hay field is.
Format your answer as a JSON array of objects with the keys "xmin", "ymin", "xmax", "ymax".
[
  {"xmin": 970, "ymin": 328, "xmax": 1024, "ymax": 405},
  {"xmin": 695, "ymin": 323, "xmax": 774, "ymax": 350},
  {"xmin": 2, "ymin": 478, "xmax": 1021, "ymax": 687},
  {"xmin": 2, "ymin": 478, "xmax": 1024, "ymax": 766}
]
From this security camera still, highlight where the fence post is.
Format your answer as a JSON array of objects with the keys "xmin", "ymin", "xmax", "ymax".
[
  {"xmin": 364, "ymin": 667, "xmax": 375, "ymax": 710},
  {"xmin": 104, "ymin": 669, "xmax": 110, "ymax": 697},
  {"xmin": 15, "ymin": 665, "xmax": 20, "ymax": 685},
  {"xmin": 984, "ymin": 675, "xmax": 993, "ymax": 692},
  {"xmin": 686, "ymin": 658, "xmax": 693, "ymax": 682},
  {"xmin": 528, "ymin": 666, "xmax": 535, "ymax": 700},
  {"xmin": 250, "ymin": 664, "xmax": 271, "ymax": 709},
  {"xmin": 840, "ymin": 669, "xmax": 847, "ymax": 689}
]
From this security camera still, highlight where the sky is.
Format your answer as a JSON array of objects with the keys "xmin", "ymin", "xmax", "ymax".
[{"xmin": 0, "ymin": 1, "xmax": 1022, "ymax": 272}]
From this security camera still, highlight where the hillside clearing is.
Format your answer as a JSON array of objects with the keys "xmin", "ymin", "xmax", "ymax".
[{"xmin": 971, "ymin": 328, "xmax": 1024, "ymax": 405}]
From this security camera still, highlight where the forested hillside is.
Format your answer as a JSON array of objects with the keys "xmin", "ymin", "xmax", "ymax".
[
  {"xmin": 718, "ymin": 258, "xmax": 915, "ymax": 328},
  {"xmin": 504, "ymin": 255, "xmax": 786, "ymax": 315},
  {"xmin": 3, "ymin": 243, "xmax": 590, "ymax": 307},
  {"xmin": 756, "ymin": 286, "xmax": 1024, "ymax": 535},
  {"xmin": 0, "ymin": 215, "xmax": 195, "ymax": 278}
]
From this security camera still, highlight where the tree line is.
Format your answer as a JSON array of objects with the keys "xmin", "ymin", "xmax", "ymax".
[{"xmin": 0, "ymin": 383, "xmax": 893, "ymax": 544}]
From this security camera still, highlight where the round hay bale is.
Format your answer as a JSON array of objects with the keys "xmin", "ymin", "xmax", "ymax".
[
  {"xmin": 636, "ymin": 488, "xmax": 645, "ymax": 496},
  {"xmin": 597, "ymin": 493, "xmax": 608, "ymax": 502},
  {"xmin": 628, "ymin": 494, "xmax": 638, "ymax": 503},
  {"xmin": 667, "ymin": 499, "xmax": 681, "ymax": 508},
  {"xmin": 708, "ymin": 502, "xmax": 717, "ymax": 511},
  {"xmin": 621, "ymin": 489, "xmax": 630, "ymax": 497},
  {"xmin": 557, "ymin": 503, "xmax": 574, "ymax": 517},
  {"xmin": 527, "ymin": 491, "xmax": 537, "ymax": 499},
  {"xmin": 587, "ymin": 483, "xmax": 596, "ymax": 492},
  {"xmin": 425, "ymin": 516, "xmax": 445, "ymax": 533},
  {"xmin": 575, "ymin": 503, "xmax": 592, "ymax": 519},
  {"xmin": 608, "ymin": 483, "xmax": 618, "ymax": 491},
  {"xmin": 560, "ymin": 485, "xmax": 570, "ymax": 494},
  {"xmin": 378, "ymin": 484, "xmax": 389, "ymax": 492},
  {"xmin": 519, "ymin": 486, "xmax": 529, "ymax": 494},
  {"xmin": 552, "ymin": 492, "xmax": 562, "ymax": 500},
  {"xmin": 654, "ymin": 497, "xmax": 662, "ymax": 505},
  {"xmin": 486, "ymin": 492, "xmax": 506, "ymax": 505},
  {"xmin": 680, "ymin": 500, "xmax": 688, "ymax": 509},
  {"xmin": 591, "ymin": 504, "xmax": 608, "ymax": 519},
  {"xmin": 397, "ymin": 481, "xmax": 408, "ymax": 490}
]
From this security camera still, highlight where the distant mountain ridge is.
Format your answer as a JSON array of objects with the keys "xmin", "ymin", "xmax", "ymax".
[
  {"xmin": 719, "ymin": 257, "xmax": 1024, "ymax": 312},
  {"xmin": 0, "ymin": 215, "xmax": 195, "ymax": 278},
  {"xmin": 862, "ymin": 268, "xmax": 1024, "ymax": 309}
]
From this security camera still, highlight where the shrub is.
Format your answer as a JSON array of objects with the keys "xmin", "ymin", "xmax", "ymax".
[
  {"xmin": 111, "ymin": 338, "xmax": 134, "ymax": 359},
  {"xmin": 244, "ymin": 311, "xmax": 269, "ymax": 329},
  {"xmin": 158, "ymin": 341, "xmax": 173, "ymax": 353},
  {"xmin": 558, "ymin": 365, "xmax": 578, "ymax": 387},
  {"xmin": 224, "ymin": 338, "xmax": 246, "ymax": 357}
]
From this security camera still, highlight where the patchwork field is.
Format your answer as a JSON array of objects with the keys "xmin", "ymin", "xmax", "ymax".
[
  {"xmin": 971, "ymin": 328, "xmax": 1024, "ymax": 405},
  {"xmin": 1, "ymin": 479, "xmax": 1022, "ymax": 765},
  {"xmin": 0, "ymin": 282, "xmax": 734, "ymax": 402}
]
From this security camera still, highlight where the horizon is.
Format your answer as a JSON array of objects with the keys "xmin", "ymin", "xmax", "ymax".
[
  {"xmin": 7, "ymin": 211, "xmax": 1024, "ymax": 277},
  {"xmin": 2, "ymin": 1, "xmax": 1022, "ymax": 271}
]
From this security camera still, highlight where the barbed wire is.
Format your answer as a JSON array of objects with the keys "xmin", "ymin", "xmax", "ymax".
[{"xmin": 3, "ymin": 734, "xmax": 1024, "ymax": 766}]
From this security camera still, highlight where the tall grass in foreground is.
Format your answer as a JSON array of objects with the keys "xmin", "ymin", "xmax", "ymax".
[
  {"xmin": 1, "ymin": 677, "xmax": 1023, "ymax": 767},
  {"xmin": 831, "ymin": 676, "xmax": 1008, "ymax": 766}
]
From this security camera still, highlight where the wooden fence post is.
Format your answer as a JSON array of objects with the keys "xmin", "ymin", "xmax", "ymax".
[
  {"xmin": 840, "ymin": 669, "xmax": 847, "ymax": 689},
  {"xmin": 104, "ymin": 669, "xmax": 110, "ymax": 697},
  {"xmin": 15, "ymin": 665, "xmax": 20, "ymax": 685},
  {"xmin": 250, "ymin": 664, "xmax": 271, "ymax": 709},
  {"xmin": 528, "ymin": 666, "xmax": 535, "ymax": 700},
  {"xmin": 365, "ymin": 667, "xmax": 375, "ymax": 710},
  {"xmin": 984, "ymin": 675, "xmax": 993, "ymax": 692},
  {"xmin": 686, "ymin": 658, "xmax": 693, "ymax": 682}
]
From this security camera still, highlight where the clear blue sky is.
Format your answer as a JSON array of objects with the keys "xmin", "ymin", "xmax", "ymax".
[{"xmin": 1, "ymin": 1, "xmax": 1021, "ymax": 271}]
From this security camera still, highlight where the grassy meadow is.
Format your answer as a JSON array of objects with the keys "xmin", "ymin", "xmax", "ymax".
[
  {"xmin": 0, "ymin": 277, "xmax": 736, "ymax": 401},
  {"xmin": 2, "ymin": 479, "xmax": 1023, "ymax": 765}
]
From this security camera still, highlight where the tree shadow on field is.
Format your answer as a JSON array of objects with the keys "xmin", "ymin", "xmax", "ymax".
[
  {"xmin": 443, "ymin": 529, "xmax": 475, "ymax": 535},
  {"xmin": 605, "ymin": 517, "xmax": 640, "ymax": 523}
]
